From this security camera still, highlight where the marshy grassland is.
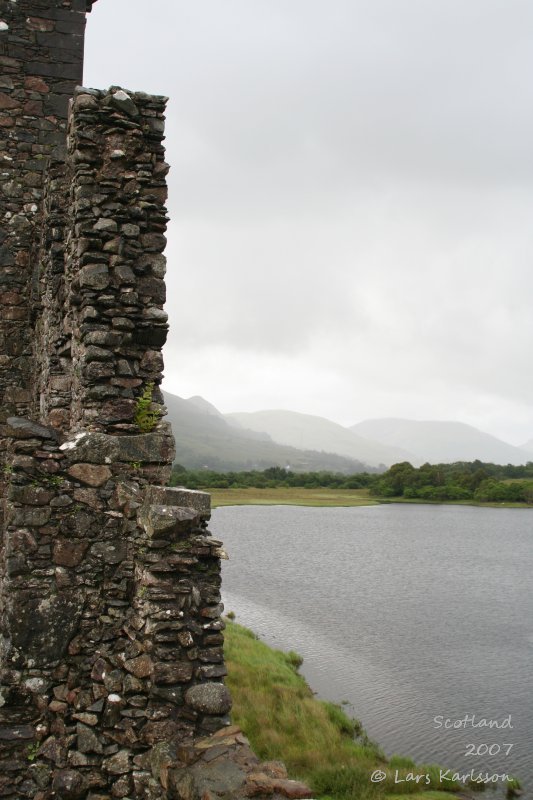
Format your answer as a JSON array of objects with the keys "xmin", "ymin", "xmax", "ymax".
[
  {"xmin": 210, "ymin": 486, "xmax": 377, "ymax": 507},
  {"xmin": 224, "ymin": 619, "xmax": 463, "ymax": 800},
  {"xmin": 210, "ymin": 486, "xmax": 531, "ymax": 509}
]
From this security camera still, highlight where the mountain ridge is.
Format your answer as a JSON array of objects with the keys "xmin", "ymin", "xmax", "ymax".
[
  {"xmin": 352, "ymin": 418, "xmax": 529, "ymax": 466},
  {"xmin": 226, "ymin": 409, "xmax": 412, "ymax": 468},
  {"xmin": 162, "ymin": 391, "xmax": 531, "ymax": 469},
  {"xmin": 162, "ymin": 392, "xmax": 377, "ymax": 473}
]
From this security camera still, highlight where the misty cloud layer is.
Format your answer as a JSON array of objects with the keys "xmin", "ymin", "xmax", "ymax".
[{"xmin": 84, "ymin": 0, "xmax": 533, "ymax": 444}]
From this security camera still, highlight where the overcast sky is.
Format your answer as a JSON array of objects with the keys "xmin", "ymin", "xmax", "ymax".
[{"xmin": 84, "ymin": 1, "xmax": 533, "ymax": 445}]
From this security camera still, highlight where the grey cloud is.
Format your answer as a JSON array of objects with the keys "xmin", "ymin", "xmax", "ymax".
[{"xmin": 84, "ymin": 1, "xmax": 533, "ymax": 443}]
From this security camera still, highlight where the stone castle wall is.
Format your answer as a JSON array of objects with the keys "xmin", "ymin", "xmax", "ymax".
[
  {"xmin": 0, "ymin": 4, "xmax": 233, "ymax": 798},
  {"xmin": 0, "ymin": 0, "xmax": 89, "ymax": 427}
]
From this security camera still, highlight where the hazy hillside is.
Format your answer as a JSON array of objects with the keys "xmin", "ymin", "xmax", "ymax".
[
  {"xmin": 162, "ymin": 392, "xmax": 374, "ymax": 473},
  {"xmin": 226, "ymin": 409, "xmax": 412, "ymax": 468},
  {"xmin": 519, "ymin": 439, "xmax": 533, "ymax": 461},
  {"xmin": 352, "ymin": 418, "xmax": 529, "ymax": 466}
]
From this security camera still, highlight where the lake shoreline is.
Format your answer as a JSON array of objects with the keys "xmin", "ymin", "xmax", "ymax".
[
  {"xmin": 225, "ymin": 617, "xmax": 474, "ymax": 800},
  {"xmin": 209, "ymin": 486, "xmax": 533, "ymax": 509}
]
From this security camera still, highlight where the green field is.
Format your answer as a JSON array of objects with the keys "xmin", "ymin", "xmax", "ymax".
[
  {"xmin": 224, "ymin": 620, "xmax": 464, "ymax": 800},
  {"xmin": 210, "ymin": 486, "xmax": 377, "ymax": 507}
]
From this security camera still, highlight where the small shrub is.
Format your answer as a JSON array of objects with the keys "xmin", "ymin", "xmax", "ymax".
[
  {"xmin": 26, "ymin": 743, "xmax": 40, "ymax": 762},
  {"xmin": 134, "ymin": 382, "xmax": 161, "ymax": 433},
  {"xmin": 322, "ymin": 701, "xmax": 358, "ymax": 737},
  {"xmin": 284, "ymin": 650, "xmax": 303, "ymax": 670}
]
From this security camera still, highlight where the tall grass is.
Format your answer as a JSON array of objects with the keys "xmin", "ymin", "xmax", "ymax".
[{"xmin": 224, "ymin": 620, "xmax": 461, "ymax": 799}]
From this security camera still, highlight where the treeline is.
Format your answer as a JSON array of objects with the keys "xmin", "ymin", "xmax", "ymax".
[
  {"xmin": 372, "ymin": 461, "xmax": 533, "ymax": 504},
  {"xmin": 170, "ymin": 460, "xmax": 533, "ymax": 504},
  {"xmin": 170, "ymin": 464, "xmax": 375, "ymax": 490}
]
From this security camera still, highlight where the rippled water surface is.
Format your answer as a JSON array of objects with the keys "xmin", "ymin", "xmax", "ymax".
[{"xmin": 216, "ymin": 504, "xmax": 533, "ymax": 794}]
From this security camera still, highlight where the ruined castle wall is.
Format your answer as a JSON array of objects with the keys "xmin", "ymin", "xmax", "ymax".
[
  {"xmin": 0, "ymin": 5, "xmax": 234, "ymax": 798},
  {"xmin": 0, "ymin": 0, "xmax": 89, "ymax": 425},
  {"xmin": 0, "ymin": 419, "xmax": 229, "ymax": 799},
  {"xmin": 60, "ymin": 88, "xmax": 170, "ymax": 436}
]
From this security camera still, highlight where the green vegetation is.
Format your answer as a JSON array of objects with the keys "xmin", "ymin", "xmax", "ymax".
[
  {"xmin": 224, "ymin": 620, "xmax": 463, "ymax": 799},
  {"xmin": 171, "ymin": 464, "xmax": 375, "ymax": 490},
  {"xmin": 506, "ymin": 777, "xmax": 522, "ymax": 798},
  {"xmin": 171, "ymin": 462, "xmax": 533, "ymax": 508},
  {"xmin": 373, "ymin": 461, "xmax": 533, "ymax": 505},
  {"xmin": 134, "ymin": 381, "xmax": 161, "ymax": 433},
  {"xmin": 209, "ymin": 486, "xmax": 375, "ymax": 507},
  {"xmin": 26, "ymin": 742, "xmax": 40, "ymax": 762}
]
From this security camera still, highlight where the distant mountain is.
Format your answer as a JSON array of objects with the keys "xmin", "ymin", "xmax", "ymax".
[
  {"xmin": 162, "ymin": 392, "xmax": 375, "ymax": 473},
  {"xmin": 351, "ymin": 418, "xmax": 529, "ymax": 466},
  {"xmin": 186, "ymin": 396, "xmax": 223, "ymax": 417},
  {"xmin": 226, "ymin": 409, "xmax": 412, "ymax": 468},
  {"xmin": 518, "ymin": 439, "xmax": 533, "ymax": 461}
]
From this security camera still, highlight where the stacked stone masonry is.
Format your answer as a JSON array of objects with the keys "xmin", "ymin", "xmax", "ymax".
[{"xmin": 0, "ymin": 2, "xmax": 312, "ymax": 798}]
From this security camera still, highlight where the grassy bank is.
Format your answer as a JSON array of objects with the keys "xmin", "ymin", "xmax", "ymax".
[
  {"xmin": 224, "ymin": 619, "xmax": 463, "ymax": 800},
  {"xmin": 210, "ymin": 486, "xmax": 532, "ymax": 508}
]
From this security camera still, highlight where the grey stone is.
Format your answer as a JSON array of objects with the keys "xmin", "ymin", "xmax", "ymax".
[
  {"xmin": 142, "ymin": 307, "xmax": 168, "ymax": 322},
  {"xmin": 108, "ymin": 89, "xmax": 139, "ymax": 117},
  {"xmin": 93, "ymin": 217, "xmax": 118, "ymax": 233},
  {"xmin": 8, "ymin": 506, "xmax": 52, "ymax": 527},
  {"xmin": 50, "ymin": 495, "xmax": 74, "ymax": 508},
  {"xmin": 67, "ymin": 462, "xmax": 112, "ymax": 486},
  {"xmin": 121, "ymin": 223, "xmax": 140, "ymax": 237},
  {"xmin": 76, "ymin": 723, "xmax": 103, "ymax": 754},
  {"xmin": 114, "ymin": 264, "xmax": 135, "ymax": 284},
  {"xmin": 150, "ymin": 684, "xmax": 183, "ymax": 705},
  {"xmin": 137, "ymin": 504, "xmax": 200, "ymax": 538},
  {"xmin": 51, "ymin": 769, "xmax": 86, "ymax": 799},
  {"xmin": 73, "ymin": 93, "xmax": 99, "ymax": 111},
  {"xmin": 83, "ymin": 330, "xmax": 122, "ymax": 346},
  {"xmin": 145, "ymin": 485, "xmax": 211, "ymax": 516},
  {"xmin": 184, "ymin": 760, "xmax": 245, "ymax": 798},
  {"xmin": 9, "ymin": 592, "xmax": 84, "ymax": 665},
  {"xmin": 153, "ymin": 661, "xmax": 193, "ymax": 684},
  {"xmin": 185, "ymin": 683, "xmax": 232, "ymax": 715},
  {"xmin": 79, "ymin": 263, "xmax": 110, "ymax": 290},
  {"xmin": 6, "ymin": 416, "xmax": 59, "ymax": 440},
  {"xmin": 0, "ymin": 725, "xmax": 35, "ymax": 741},
  {"xmin": 103, "ymin": 749, "xmax": 131, "ymax": 775},
  {"xmin": 84, "ymin": 345, "xmax": 114, "ymax": 361},
  {"xmin": 90, "ymin": 540, "xmax": 128, "ymax": 564},
  {"xmin": 62, "ymin": 429, "xmax": 175, "ymax": 465},
  {"xmin": 196, "ymin": 664, "xmax": 228, "ymax": 680}
]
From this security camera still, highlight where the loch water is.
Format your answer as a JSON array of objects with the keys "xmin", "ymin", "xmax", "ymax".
[{"xmin": 215, "ymin": 504, "xmax": 533, "ymax": 795}]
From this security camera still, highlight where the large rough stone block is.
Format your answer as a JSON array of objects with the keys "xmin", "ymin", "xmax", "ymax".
[
  {"xmin": 7, "ymin": 592, "xmax": 84, "ymax": 665},
  {"xmin": 185, "ymin": 683, "xmax": 232, "ymax": 715},
  {"xmin": 145, "ymin": 485, "xmax": 211, "ymax": 516},
  {"xmin": 137, "ymin": 504, "xmax": 200, "ymax": 539},
  {"xmin": 67, "ymin": 462, "xmax": 112, "ymax": 486},
  {"xmin": 60, "ymin": 426, "xmax": 175, "ymax": 465}
]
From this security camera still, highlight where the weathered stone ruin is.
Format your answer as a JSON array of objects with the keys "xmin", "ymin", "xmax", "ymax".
[{"xmin": 0, "ymin": 2, "xmax": 312, "ymax": 798}]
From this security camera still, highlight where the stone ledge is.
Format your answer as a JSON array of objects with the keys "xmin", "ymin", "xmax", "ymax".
[
  {"xmin": 145, "ymin": 485, "xmax": 211, "ymax": 516},
  {"xmin": 59, "ymin": 424, "xmax": 175, "ymax": 464},
  {"xmin": 6, "ymin": 417, "xmax": 59, "ymax": 442},
  {"xmin": 137, "ymin": 504, "xmax": 201, "ymax": 538}
]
